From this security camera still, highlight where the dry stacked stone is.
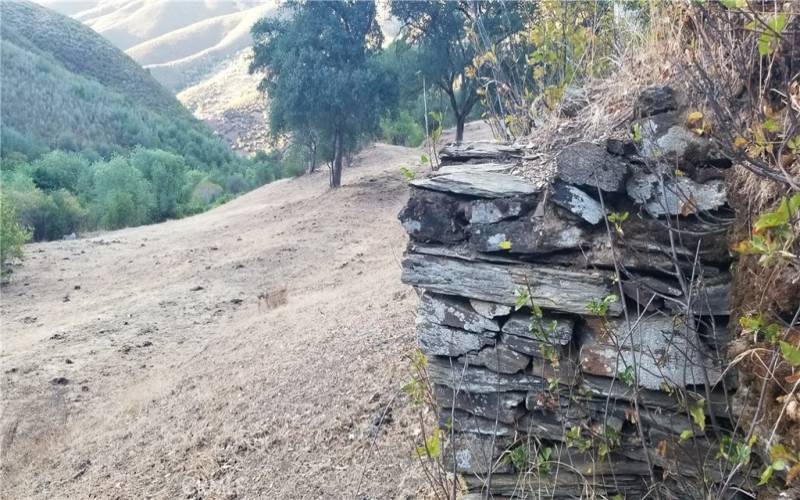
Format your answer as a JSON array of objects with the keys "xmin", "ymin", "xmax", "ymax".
[{"xmin": 399, "ymin": 88, "xmax": 747, "ymax": 499}]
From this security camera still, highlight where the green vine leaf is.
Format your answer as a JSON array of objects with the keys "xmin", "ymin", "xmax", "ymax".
[
  {"xmin": 690, "ymin": 399, "xmax": 706, "ymax": 432},
  {"xmin": 780, "ymin": 341, "xmax": 800, "ymax": 366}
]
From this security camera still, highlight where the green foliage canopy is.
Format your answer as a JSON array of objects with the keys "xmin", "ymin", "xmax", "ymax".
[
  {"xmin": 250, "ymin": 0, "xmax": 396, "ymax": 186},
  {"xmin": 390, "ymin": 0, "xmax": 531, "ymax": 142}
]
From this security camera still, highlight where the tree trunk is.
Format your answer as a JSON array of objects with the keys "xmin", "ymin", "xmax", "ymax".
[
  {"xmin": 307, "ymin": 140, "xmax": 317, "ymax": 174},
  {"xmin": 331, "ymin": 129, "xmax": 343, "ymax": 188},
  {"xmin": 455, "ymin": 114, "xmax": 466, "ymax": 143}
]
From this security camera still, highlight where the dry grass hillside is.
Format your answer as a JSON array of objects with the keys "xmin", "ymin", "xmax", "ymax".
[
  {"xmin": 178, "ymin": 50, "xmax": 269, "ymax": 155},
  {"xmin": 65, "ymin": 0, "xmax": 276, "ymax": 156},
  {"xmin": 0, "ymin": 123, "xmax": 493, "ymax": 499},
  {"xmin": 73, "ymin": 0, "xmax": 260, "ymax": 50},
  {"xmin": 35, "ymin": 0, "xmax": 399, "ymax": 156}
]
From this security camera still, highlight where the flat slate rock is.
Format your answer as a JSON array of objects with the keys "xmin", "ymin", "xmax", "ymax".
[
  {"xmin": 433, "ymin": 385, "xmax": 526, "ymax": 424},
  {"xmin": 550, "ymin": 181, "xmax": 604, "ymax": 224},
  {"xmin": 606, "ymin": 138, "xmax": 638, "ymax": 156},
  {"xmin": 401, "ymin": 252, "xmax": 621, "ymax": 316},
  {"xmin": 579, "ymin": 374, "xmax": 731, "ymax": 414},
  {"xmin": 501, "ymin": 313, "xmax": 574, "ymax": 345},
  {"xmin": 428, "ymin": 357, "xmax": 548, "ymax": 393},
  {"xmin": 469, "ymin": 299, "xmax": 512, "ymax": 319},
  {"xmin": 459, "ymin": 341, "xmax": 531, "ymax": 374},
  {"xmin": 665, "ymin": 278, "xmax": 730, "ymax": 316},
  {"xmin": 556, "ymin": 141, "xmax": 629, "ymax": 193},
  {"xmin": 579, "ymin": 315, "xmax": 723, "ymax": 390},
  {"xmin": 636, "ymin": 113, "xmax": 712, "ymax": 166},
  {"xmin": 436, "ymin": 162, "xmax": 516, "ymax": 175},
  {"xmin": 439, "ymin": 141, "xmax": 521, "ymax": 162},
  {"xmin": 419, "ymin": 292, "xmax": 500, "ymax": 333},
  {"xmin": 417, "ymin": 320, "xmax": 496, "ymax": 357},
  {"xmin": 398, "ymin": 188, "xmax": 468, "ymax": 243},
  {"xmin": 626, "ymin": 173, "xmax": 727, "ymax": 217},
  {"xmin": 469, "ymin": 211, "xmax": 586, "ymax": 254},
  {"xmin": 410, "ymin": 171, "xmax": 539, "ymax": 198},
  {"xmin": 468, "ymin": 195, "xmax": 537, "ymax": 224},
  {"xmin": 440, "ymin": 409, "xmax": 515, "ymax": 436},
  {"xmin": 443, "ymin": 431, "xmax": 513, "ymax": 475}
]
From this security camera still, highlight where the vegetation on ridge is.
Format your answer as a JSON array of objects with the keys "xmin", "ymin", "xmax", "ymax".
[{"xmin": 0, "ymin": 1, "xmax": 303, "ymax": 254}]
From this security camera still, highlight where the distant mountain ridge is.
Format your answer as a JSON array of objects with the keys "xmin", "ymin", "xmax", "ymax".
[
  {"xmin": 1, "ymin": 0, "xmax": 236, "ymax": 168},
  {"xmin": 42, "ymin": 0, "xmax": 278, "ymax": 155}
]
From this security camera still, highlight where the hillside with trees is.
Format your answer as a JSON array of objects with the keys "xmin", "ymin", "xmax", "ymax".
[
  {"xmin": 0, "ymin": 1, "xmax": 298, "ymax": 247},
  {"xmin": 37, "ymin": 0, "xmax": 279, "ymax": 155}
]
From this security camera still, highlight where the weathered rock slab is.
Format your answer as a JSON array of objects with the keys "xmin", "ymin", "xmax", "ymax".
[
  {"xmin": 579, "ymin": 315, "xmax": 723, "ymax": 390},
  {"xmin": 501, "ymin": 314, "xmax": 574, "ymax": 345},
  {"xmin": 606, "ymin": 137, "xmax": 638, "ymax": 156},
  {"xmin": 468, "ymin": 195, "xmax": 537, "ymax": 224},
  {"xmin": 439, "ymin": 141, "xmax": 521, "ymax": 163},
  {"xmin": 440, "ymin": 409, "xmax": 515, "ymax": 436},
  {"xmin": 417, "ymin": 320, "xmax": 496, "ymax": 357},
  {"xmin": 443, "ymin": 432, "xmax": 513, "ymax": 474},
  {"xmin": 469, "ymin": 212, "xmax": 586, "ymax": 254},
  {"xmin": 419, "ymin": 292, "xmax": 499, "ymax": 333},
  {"xmin": 469, "ymin": 299, "xmax": 512, "ymax": 319},
  {"xmin": 434, "ymin": 385, "xmax": 526, "ymax": 424},
  {"xmin": 459, "ymin": 341, "xmax": 531, "ymax": 374},
  {"xmin": 410, "ymin": 171, "xmax": 539, "ymax": 198},
  {"xmin": 634, "ymin": 86, "xmax": 678, "ymax": 118},
  {"xmin": 398, "ymin": 188, "xmax": 467, "ymax": 243},
  {"xmin": 401, "ymin": 252, "xmax": 621, "ymax": 316},
  {"xmin": 550, "ymin": 182, "xmax": 604, "ymax": 224},
  {"xmin": 428, "ymin": 357, "xmax": 547, "ymax": 393},
  {"xmin": 436, "ymin": 162, "xmax": 516, "ymax": 175},
  {"xmin": 556, "ymin": 141, "xmax": 629, "ymax": 192},
  {"xmin": 636, "ymin": 112, "xmax": 712, "ymax": 166},
  {"xmin": 626, "ymin": 173, "xmax": 727, "ymax": 217}
]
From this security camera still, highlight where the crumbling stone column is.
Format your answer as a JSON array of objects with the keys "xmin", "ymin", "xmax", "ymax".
[{"xmin": 399, "ymin": 89, "xmax": 741, "ymax": 499}]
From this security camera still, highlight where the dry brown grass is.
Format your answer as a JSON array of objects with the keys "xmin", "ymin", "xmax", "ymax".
[{"xmin": 516, "ymin": 4, "xmax": 688, "ymax": 181}]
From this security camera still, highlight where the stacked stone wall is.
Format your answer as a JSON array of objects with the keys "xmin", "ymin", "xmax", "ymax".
[{"xmin": 399, "ymin": 87, "xmax": 745, "ymax": 498}]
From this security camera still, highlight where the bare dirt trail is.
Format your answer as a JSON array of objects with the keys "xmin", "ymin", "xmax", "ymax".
[{"xmin": 0, "ymin": 122, "xmax": 491, "ymax": 500}]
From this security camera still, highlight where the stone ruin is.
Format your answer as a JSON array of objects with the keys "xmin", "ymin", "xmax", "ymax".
[{"xmin": 398, "ymin": 88, "xmax": 747, "ymax": 498}]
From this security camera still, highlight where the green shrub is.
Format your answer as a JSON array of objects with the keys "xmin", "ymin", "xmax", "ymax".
[
  {"xmin": 129, "ymin": 148, "xmax": 186, "ymax": 220},
  {"xmin": 91, "ymin": 156, "xmax": 154, "ymax": 229},
  {"xmin": 101, "ymin": 192, "xmax": 137, "ymax": 230},
  {"xmin": 380, "ymin": 111, "xmax": 424, "ymax": 147},
  {"xmin": 31, "ymin": 150, "xmax": 88, "ymax": 192},
  {"xmin": 47, "ymin": 189, "xmax": 86, "ymax": 237},
  {"xmin": 245, "ymin": 159, "xmax": 277, "ymax": 187},
  {"xmin": 225, "ymin": 174, "xmax": 248, "ymax": 194},
  {"xmin": 0, "ymin": 196, "xmax": 31, "ymax": 265},
  {"xmin": 191, "ymin": 180, "xmax": 224, "ymax": 206},
  {"xmin": 5, "ymin": 187, "xmax": 85, "ymax": 240}
]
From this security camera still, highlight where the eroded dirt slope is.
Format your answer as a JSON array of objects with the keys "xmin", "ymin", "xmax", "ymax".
[{"xmin": 0, "ymin": 127, "xmax": 492, "ymax": 499}]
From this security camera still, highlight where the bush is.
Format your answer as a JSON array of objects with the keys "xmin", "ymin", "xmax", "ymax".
[
  {"xmin": 5, "ymin": 187, "xmax": 85, "ymax": 240},
  {"xmin": 31, "ymin": 150, "xmax": 88, "ymax": 192},
  {"xmin": 191, "ymin": 180, "xmax": 224, "ymax": 206},
  {"xmin": 101, "ymin": 192, "xmax": 138, "ymax": 230},
  {"xmin": 91, "ymin": 156, "xmax": 154, "ymax": 229},
  {"xmin": 47, "ymin": 189, "xmax": 86, "ymax": 237},
  {"xmin": 245, "ymin": 160, "xmax": 277, "ymax": 187},
  {"xmin": 0, "ymin": 197, "xmax": 31, "ymax": 265},
  {"xmin": 129, "ymin": 148, "xmax": 186, "ymax": 220},
  {"xmin": 225, "ymin": 174, "xmax": 248, "ymax": 194},
  {"xmin": 380, "ymin": 111, "xmax": 424, "ymax": 147}
]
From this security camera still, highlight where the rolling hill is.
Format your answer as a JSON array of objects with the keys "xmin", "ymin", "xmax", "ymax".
[
  {"xmin": 32, "ymin": 1, "xmax": 399, "ymax": 156},
  {"xmin": 54, "ymin": 0, "xmax": 277, "ymax": 155},
  {"xmin": 0, "ymin": 0, "xmax": 237, "ymax": 169}
]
